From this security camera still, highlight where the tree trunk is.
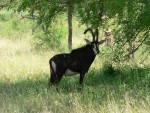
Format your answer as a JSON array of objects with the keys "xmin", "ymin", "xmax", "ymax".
[
  {"xmin": 128, "ymin": 41, "xmax": 135, "ymax": 60},
  {"xmin": 68, "ymin": 3, "xmax": 73, "ymax": 51}
]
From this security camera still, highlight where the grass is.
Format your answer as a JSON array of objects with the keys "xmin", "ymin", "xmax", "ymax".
[{"xmin": 0, "ymin": 37, "xmax": 150, "ymax": 113}]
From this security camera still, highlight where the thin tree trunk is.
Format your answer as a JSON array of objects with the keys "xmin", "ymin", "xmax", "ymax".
[
  {"xmin": 128, "ymin": 41, "xmax": 135, "ymax": 60},
  {"xmin": 132, "ymin": 41, "xmax": 135, "ymax": 59},
  {"xmin": 68, "ymin": 2, "xmax": 73, "ymax": 51}
]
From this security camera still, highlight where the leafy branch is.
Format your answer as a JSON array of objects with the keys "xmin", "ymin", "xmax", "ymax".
[{"xmin": 124, "ymin": 29, "xmax": 149, "ymax": 58}]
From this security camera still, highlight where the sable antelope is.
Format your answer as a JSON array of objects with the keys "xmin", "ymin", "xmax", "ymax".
[{"xmin": 49, "ymin": 28, "xmax": 106, "ymax": 88}]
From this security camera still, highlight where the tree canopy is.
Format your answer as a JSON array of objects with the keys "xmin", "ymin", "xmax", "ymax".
[{"xmin": 1, "ymin": 0, "xmax": 150, "ymax": 62}]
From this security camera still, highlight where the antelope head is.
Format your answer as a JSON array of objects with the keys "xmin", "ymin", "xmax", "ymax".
[{"xmin": 84, "ymin": 28, "xmax": 106, "ymax": 55}]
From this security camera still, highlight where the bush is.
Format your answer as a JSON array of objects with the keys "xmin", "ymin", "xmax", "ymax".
[{"xmin": 33, "ymin": 25, "xmax": 67, "ymax": 51}]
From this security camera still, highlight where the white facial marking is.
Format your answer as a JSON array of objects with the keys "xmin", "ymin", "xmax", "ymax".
[
  {"xmin": 65, "ymin": 69, "xmax": 78, "ymax": 76},
  {"xmin": 96, "ymin": 44, "xmax": 99, "ymax": 50},
  {"xmin": 93, "ymin": 44, "xmax": 98, "ymax": 55},
  {"xmin": 51, "ymin": 61, "xmax": 56, "ymax": 73}
]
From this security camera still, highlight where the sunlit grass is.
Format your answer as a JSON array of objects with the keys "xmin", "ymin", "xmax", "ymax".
[{"xmin": 0, "ymin": 38, "xmax": 49, "ymax": 82}]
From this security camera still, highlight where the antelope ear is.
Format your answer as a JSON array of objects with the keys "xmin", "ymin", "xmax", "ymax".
[
  {"xmin": 84, "ymin": 38, "xmax": 91, "ymax": 44},
  {"xmin": 98, "ymin": 39, "xmax": 106, "ymax": 45}
]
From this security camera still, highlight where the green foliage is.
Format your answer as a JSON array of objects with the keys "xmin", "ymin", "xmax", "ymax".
[
  {"xmin": 0, "ymin": 9, "xmax": 68, "ymax": 50},
  {"xmin": 1, "ymin": 0, "xmax": 150, "ymax": 63},
  {"xmin": 33, "ymin": 25, "xmax": 67, "ymax": 50},
  {"xmin": 0, "ymin": 9, "xmax": 14, "ymax": 21},
  {"xmin": 76, "ymin": 0, "xmax": 104, "ymax": 28},
  {"xmin": 0, "ymin": 10, "xmax": 34, "ymax": 39},
  {"xmin": 31, "ymin": 14, "xmax": 68, "ymax": 50},
  {"xmin": 113, "ymin": 0, "xmax": 149, "ymax": 61},
  {"xmin": 76, "ymin": 0, "xmax": 150, "ymax": 62},
  {"xmin": 0, "ymin": 12, "xmax": 9, "ymax": 21},
  {"xmin": 11, "ymin": 0, "xmax": 150, "ymax": 63},
  {"xmin": 17, "ymin": 0, "xmax": 80, "ymax": 28}
]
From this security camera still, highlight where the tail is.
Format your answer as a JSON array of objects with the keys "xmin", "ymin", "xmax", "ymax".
[
  {"xmin": 49, "ymin": 59, "xmax": 54, "ymax": 75},
  {"xmin": 49, "ymin": 59, "xmax": 56, "ymax": 88}
]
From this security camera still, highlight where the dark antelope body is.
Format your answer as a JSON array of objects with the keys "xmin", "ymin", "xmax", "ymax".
[{"xmin": 49, "ymin": 28, "xmax": 106, "ymax": 88}]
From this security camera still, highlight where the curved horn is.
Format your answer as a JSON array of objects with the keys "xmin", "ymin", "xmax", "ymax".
[
  {"xmin": 95, "ymin": 28, "xmax": 99, "ymax": 41},
  {"xmin": 84, "ymin": 28, "xmax": 95, "ymax": 41}
]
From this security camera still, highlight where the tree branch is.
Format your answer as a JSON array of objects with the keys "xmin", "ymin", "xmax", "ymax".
[
  {"xmin": 140, "ymin": 51, "xmax": 150, "ymax": 64},
  {"xmin": 124, "ymin": 29, "xmax": 149, "ymax": 58},
  {"xmin": 131, "ymin": 27, "xmax": 145, "ymax": 42},
  {"xmin": 20, "ymin": 12, "xmax": 38, "ymax": 20}
]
